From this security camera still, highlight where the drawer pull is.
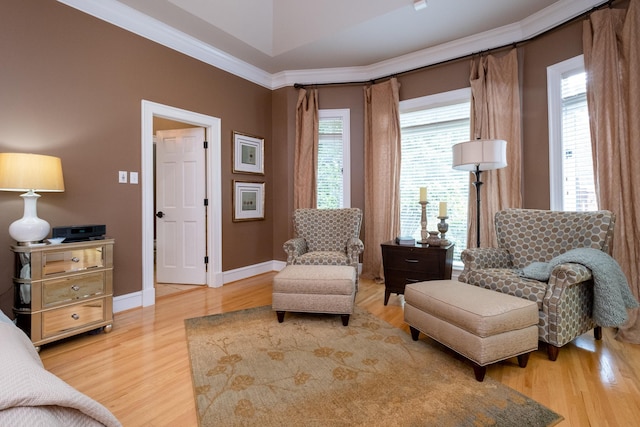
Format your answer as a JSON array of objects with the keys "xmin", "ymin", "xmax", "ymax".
[
  {"xmin": 71, "ymin": 313, "xmax": 80, "ymax": 320},
  {"xmin": 404, "ymin": 259, "xmax": 419, "ymax": 263},
  {"xmin": 71, "ymin": 257, "xmax": 80, "ymax": 263},
  {"xmin": 405, "ymin": 278, "xmax": 420, "ymax": 283},
  {"xmin": 71, "ymin": 285, "xmax": 80, "ymax": 291}
]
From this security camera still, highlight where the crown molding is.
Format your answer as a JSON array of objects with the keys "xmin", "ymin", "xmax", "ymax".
[
  {"xmin": 58, "ymin": 0, "xmax": 605, "ymax": 90},
  {"xmin": 57, "ymin": 0, "xmax": 273, "ymax": 88}
]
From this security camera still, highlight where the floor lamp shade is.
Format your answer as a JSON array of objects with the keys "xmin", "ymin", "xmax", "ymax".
[
  {"xmin": 451, "ymin": 139, "xmax": 507, "ymax": 248},
  {"xmin": 0, "ymin": 153, "xmax": 65, "ymax": 244},
  {"xmin": 452, "ymin": 139, "xmax": 507, "ymax": 171}
]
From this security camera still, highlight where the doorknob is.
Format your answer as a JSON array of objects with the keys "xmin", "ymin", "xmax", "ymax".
[{"xmin": 156, "ymin": 211, "xmax": 165, "ymax": 218}]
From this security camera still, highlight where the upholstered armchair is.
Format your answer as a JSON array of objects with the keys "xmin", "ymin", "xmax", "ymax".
[
  {"xmin": 459, "ymin": 208, "xmax": 616, "ymax": 361},
  {"xmin": 283, "ymin": 208, "xmax": 364, "ymax": 280}
]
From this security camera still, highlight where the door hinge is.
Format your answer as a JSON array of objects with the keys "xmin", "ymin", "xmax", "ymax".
[
  {"xmin": 204, "ymin": 256, "xmax": 209, "ymax": 265},
  {"xmin": 203, "ymin": 140, "xmax": 208, "ymax": 149},
  {"xmin": 204, "ymin": 198, "xmax": 209, "ymax": 206}
]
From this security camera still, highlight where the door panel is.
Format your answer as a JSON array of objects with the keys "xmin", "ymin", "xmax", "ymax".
[{"xmin": 156, "ymin": 128, "xmax": 207, "ymax": 285}]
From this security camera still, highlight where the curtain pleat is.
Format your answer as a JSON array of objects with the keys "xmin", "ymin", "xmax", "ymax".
[
  {"xmin": 468, "ymin": 49, "xmax": 523, "ymax": 248},
  {"xmin": 294, "ymin": 88, "xmax": 319, "ymax": 209},
  {"xmin": 362, "ymin": 78, "xmax": 401, "ymax": 280},
  {"xmin": 583, "ymin": 0, "xmax": 640, "ymax": 343}
]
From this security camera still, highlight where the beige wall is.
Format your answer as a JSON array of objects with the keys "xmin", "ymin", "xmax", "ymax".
[{"xmin": 0, "ymin": 0, "xmax": 588, "ymax": 316}]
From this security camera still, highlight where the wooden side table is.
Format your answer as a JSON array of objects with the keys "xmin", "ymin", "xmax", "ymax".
[{"xmin": 380, "ymin": 241, "xmax": 454, "ymax": 305}]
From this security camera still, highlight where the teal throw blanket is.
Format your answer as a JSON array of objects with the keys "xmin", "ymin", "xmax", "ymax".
[{"xmin": 519, "ymin": 248, "xmax": 638, "ymax": 327}]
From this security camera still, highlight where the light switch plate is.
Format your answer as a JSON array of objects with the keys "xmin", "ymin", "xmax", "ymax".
[
  {"xmin": 119, "ymin": 171, "xmax": 127, "ymax": 183},
  {"xmin": 130, "ymin": 172, "xmax": 138, "ymax": 184}
]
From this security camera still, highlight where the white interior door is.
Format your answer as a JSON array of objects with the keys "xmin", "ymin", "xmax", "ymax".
[{"xmin": 155, "ymin": 128, "xmax": 207, "ymax": 285}]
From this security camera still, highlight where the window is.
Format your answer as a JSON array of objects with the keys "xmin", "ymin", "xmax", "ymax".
[
  {"xmin": 317, "ymin": 109, "xmax": 350, "ymax": 208},
  {"xmin": 399, "ymin": 89, "xmax": 471, "ymax": 263},
  {"xmin": 548, "ymin": 55, "xmax": 597, "ymax": 211}
]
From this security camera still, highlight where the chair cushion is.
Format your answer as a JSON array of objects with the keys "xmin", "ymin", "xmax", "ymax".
[
  {"xmin": 295, "ymin": 251, "xmax": 350, "ymax": 266},
  {"xmin": 461, "ymin": 268, "xmax": 548, "ymax": 309}
]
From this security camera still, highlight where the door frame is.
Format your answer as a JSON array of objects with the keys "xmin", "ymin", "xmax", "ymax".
[{"xmin": 141, "ymin": 100, "xmax": 223, "ymax": 306}]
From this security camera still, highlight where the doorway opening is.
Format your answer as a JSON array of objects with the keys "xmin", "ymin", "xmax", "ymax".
[{"xmin": 141, "ymin": 100, "xmax": 223, "ymax": 306}]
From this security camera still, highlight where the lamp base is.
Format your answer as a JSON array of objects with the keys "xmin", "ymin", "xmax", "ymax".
[{"xmin": 9, "ymin": 191, "xmax": 51, "ymax": 244}]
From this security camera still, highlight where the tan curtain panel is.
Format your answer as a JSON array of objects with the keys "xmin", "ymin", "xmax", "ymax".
[
  {"xmin": 583, "ymin": 0, "xmax": 640, "ymax": 343},
  {"xmin": 468, "ymin": 49, "xmax": 523, "ymax": 248},
  {"xmin": 361, "ymin": 78, "xmax": 401, "ymax": 280},
  {"xmin": 294, "ymin": 88, "xmax": 319, "ymax": 209}
]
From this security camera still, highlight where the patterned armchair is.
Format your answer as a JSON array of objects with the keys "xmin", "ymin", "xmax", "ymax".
[
  {"xmin": 459, "ymin": 208, "xmax": 616, "ymax": 361},
  {"xmin": 283, "ymin": 208, "xmax": 364, "ymax": 280}
]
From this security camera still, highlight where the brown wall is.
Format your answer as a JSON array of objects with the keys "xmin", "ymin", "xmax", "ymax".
[
  {"xmin": 0, "ymin": 0, "xmax": 590, "ymax": 317},
  {"xmin": 0, "ymin": 0, "xmax": 272, "ymax": 315}
]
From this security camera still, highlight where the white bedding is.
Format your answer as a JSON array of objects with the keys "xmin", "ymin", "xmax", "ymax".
[{"xmin": 0, "ymin": 321, "xmax": 121, "ymax": 426}]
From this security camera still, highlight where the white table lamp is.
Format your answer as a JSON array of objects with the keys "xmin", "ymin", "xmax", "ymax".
[
  {"xmin": 0, "ymin": 153, "xmax": 65, "ymax": 244},
  {"xmin": 452, "ymin": 139, "xmax": 507, "ymax": 247}
]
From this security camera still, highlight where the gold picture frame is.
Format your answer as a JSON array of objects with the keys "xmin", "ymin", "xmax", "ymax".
[
  {"xmin": 232, "ymin": 180, "xmax": 265, "ymax": 222},
  {"xmin": 233, "ymin": 131, "xmax": 264, "ymax": 175}
]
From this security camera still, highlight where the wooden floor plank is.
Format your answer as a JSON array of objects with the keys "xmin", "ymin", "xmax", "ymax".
[{"xmin": 39, "ymin": 273, "xmax": 640, "ymax": 426}]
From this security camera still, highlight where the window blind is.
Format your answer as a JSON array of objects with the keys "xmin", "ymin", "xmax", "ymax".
[
  {"xmin": 317, "ymin": 117, "xmax": 344, "ymax": 209},
  {"xmin": 561, "ymin": 72, "xmax": 597, "ymax": 211},
  {"xmin": 400, "ymin": 102, "xmax": 470, "ymax": 260}
]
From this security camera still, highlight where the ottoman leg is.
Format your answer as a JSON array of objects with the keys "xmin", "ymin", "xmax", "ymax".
[
  {"xmin": 472, "ymin": 363, "xmax": 487, "ymax": 382},
  {"xmin": 409, "ymin": 326, "xmax": 420, "ymax": 341},
  {"xmin": 276, "ymin": 311, "xmax": 285, "ymax": 323},
  {"xmin": 517, "ymin": 352, "xmax": 531, "ymax": 368},
  {"xmin": 341, "ymin": 314, "xmax": 350, "ymax": 326}
]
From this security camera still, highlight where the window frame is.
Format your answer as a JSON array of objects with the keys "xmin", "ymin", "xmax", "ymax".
[
  {"xmin": 547, "ymin": 54, "xmax": 589, "ymax": 211},
  {"xmin": 317, "ymin": 108, "xmax": 351, "ymax": 208},
  {"xmin": 399, "ymin": 87, "xmax": 471, "ymax": 268}
]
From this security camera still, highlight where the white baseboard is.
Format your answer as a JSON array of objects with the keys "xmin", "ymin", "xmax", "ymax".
[{"xmin": 113, "ymin": 260, "xmax": 287, "ymax": 313}]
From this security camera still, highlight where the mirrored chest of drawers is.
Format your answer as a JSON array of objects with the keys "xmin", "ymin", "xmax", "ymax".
[{"xmin": 12, "ymin": 239, "xmax": 114, "ymax": 349}]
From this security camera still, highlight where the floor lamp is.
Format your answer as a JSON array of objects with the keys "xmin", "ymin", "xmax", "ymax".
[{"xmin": 452, "ymin": 139, "xmax": 507, "ymax": 248}]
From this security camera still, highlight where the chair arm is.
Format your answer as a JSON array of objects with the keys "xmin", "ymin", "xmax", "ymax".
[
  {"xmin": 544, "ymin": 263, "xmax": 596, "ymax": 346},
  {"xmin": 346, "ymin": 237, "xmax": 364, "ymax": 265},
  {"xmin": 283, "ymin": 237, "xmax": 307, "ymax": 264},
  {"xmin": 460, "ymin": 247, "xmax": 512, "ymax": 270}
]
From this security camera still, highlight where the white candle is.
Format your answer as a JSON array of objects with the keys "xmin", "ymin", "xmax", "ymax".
[
  {"xmin": 419, "ymin": 187, "xmax": 427, "ymax": 202},
  {"xmin": 439, "ymin": 201, "xmax": 447, "ymax": 217}
]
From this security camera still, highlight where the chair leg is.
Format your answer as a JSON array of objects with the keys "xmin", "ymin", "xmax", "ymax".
[
  {"xmin": 276, "ymin": 311, "xmax": 285, "ymax": 323},
  {"xmin": 594, "ymin": 326, "xmax": 602, "ymax": 340},
  {"xmin": 517, "ymin": 352, "xmax": 531, "ymax": 368},
  {"xmin": 472, "ymin": 363, "xmax": 487, "ymax": 382},
  {"xmin": 547, "ymin": 344, "xmax": 560, "ymax": 361},
  {"xmin": 409, "ymin": 326, "xmax": 420, "ymax": 341},
  {"xmin": 341, "ymin": 314, "xmax": 350, "ymax": 326}
]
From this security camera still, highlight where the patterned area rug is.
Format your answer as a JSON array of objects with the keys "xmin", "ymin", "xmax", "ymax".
[{"xmin": 185, "ymin": 306, "xmax": 562, "ymax": 426}]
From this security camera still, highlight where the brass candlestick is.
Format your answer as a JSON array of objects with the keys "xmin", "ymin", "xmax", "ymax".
[{"xmin": 419, "ymin": 201, "xmax": 428, "ymax": 244}]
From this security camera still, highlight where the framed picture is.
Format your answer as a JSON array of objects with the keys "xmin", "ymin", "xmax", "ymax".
[
  {"xmin": 232, "ymin": 181, "xmax": 265, "ymax": 222},
  {"xmin": 233, "ymin": 131, "xmax": 264, "ymax": 175}
]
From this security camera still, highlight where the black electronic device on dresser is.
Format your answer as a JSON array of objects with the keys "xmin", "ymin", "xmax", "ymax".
[
  {"xmin": 381, "ymin": 240, "xmax": 454, "ymax": 305},
  {"xmin": 52, "ymin": 224, "xmax": 106, "ymax": 242}
]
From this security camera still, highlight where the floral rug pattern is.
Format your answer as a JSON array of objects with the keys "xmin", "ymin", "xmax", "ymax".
[{"xmin": 185, "ymin": 306, "xmax": 562, "ymax": 426}]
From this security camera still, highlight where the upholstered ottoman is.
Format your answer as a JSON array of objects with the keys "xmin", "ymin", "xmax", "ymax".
[
  {"xmin": 272, "ymin": 265, "xmax": 356, "ymax": 326},
  {"xmin": 404, "ymin": 280, "xmax": 538, "ymax": 381}
]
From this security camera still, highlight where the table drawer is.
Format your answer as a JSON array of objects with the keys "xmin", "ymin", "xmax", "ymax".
[
  {"xmin": 383, "ymin": 249, "xmax": 442, "ymax": 274},
  {"xmin": 41, "ymin": 271, "xmax": 107, "ymax": 308},
  {"xmin": 41, "ymin": 298, "xmax": 108, "ymax": 339},
  {"xmin": 42, "ymin": 246, "xmax": 106, "ymax": 276}
]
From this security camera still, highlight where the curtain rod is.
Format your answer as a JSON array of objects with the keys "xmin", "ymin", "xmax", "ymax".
[{"xmin": 294, "ymin": 0, "xmax": 613, "ymax": 89}]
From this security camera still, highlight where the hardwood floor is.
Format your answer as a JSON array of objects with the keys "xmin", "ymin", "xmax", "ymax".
[{"xmin": 39, "ymin": 273, "xmax": 640, "ymax": 426}]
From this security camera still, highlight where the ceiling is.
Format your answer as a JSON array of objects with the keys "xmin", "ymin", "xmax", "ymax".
[{"xmin": 60, "ymin": 0, "xmax": 605, "ymax": 88}]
